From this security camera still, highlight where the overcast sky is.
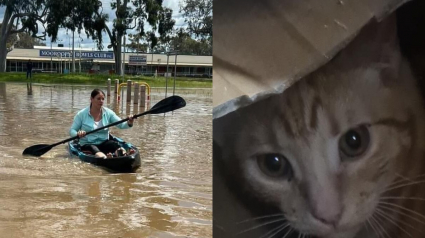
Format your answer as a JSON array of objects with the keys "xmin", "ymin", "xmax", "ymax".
[{"xmin": 0, "ymin": 0, "xmax": 186, "ymax": 50}]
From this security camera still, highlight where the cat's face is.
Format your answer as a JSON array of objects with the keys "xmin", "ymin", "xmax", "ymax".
[{"xmin": 216, "ymin": 64, "xmax": 423, "ymax": 237}]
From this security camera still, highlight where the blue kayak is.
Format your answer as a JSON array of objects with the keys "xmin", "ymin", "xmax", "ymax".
[{"xmin": 68, "ymin": 135, "xmax": 141, "ymax": 173}]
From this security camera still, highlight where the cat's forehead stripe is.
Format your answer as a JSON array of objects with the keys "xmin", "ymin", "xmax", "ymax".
[
  {"xmin": 327, "ymin": 107, "xmax": 340, "ymax": 137},
  {"xmin": 309, "ymin": 96, "xmax": 321, "ymax": 131},
  {"xmin": 279, "ymin": 84, "xmax": 340, "ymax": 138}
]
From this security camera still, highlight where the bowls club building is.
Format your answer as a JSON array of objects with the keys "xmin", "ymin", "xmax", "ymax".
[{"xmin": 5, "ymin": 46, "xmax": 212, "ymax": 78}]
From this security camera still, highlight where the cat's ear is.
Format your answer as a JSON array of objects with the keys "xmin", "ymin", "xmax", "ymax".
[
  {"xmin": 213, "ymin": 109, "xmax": 242, "ymax": 149},
  {"xmin": 213, "ymin": 117, "xmax": 228, "ymax": 150},
  {"xmin": 371, "ymin": 15, "xmax": 403, "ymax": 86},
  {"xmin": 336, "ymin": 14, "xmax": 402, "ymax": 85}
]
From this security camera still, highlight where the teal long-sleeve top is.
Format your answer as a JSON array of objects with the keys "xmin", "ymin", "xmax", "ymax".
[{"xmin": 69, "ymin": 106, "xmax": 132, "ymax": 145}]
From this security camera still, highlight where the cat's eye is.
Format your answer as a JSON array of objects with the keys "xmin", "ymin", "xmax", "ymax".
[
  {"xmin": 339, "ymin": 125, "xmax": 370, "ymax": 159},
  {"xmin": 257, "ymin": 154, "xmax": 293, "ymax": 180}
]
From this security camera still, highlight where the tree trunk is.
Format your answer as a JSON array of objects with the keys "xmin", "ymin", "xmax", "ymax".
[
  {"xmin": 113, "ymin": 45, "xmax": 120, "ymax": 75},
  {"xmin": 115, "ymin": 35, "xmax": 122, "ymax": 75},
  {"xmin": 113, "ymin": 0, "xmax": 123, "ymax": 76},
  {"xmin": 0, "ymin": 36, "xmax": 8, "ymax": 72},
  {"xmin": 0, "ymin": 7, "xmax": 12, "ymax": 72}
]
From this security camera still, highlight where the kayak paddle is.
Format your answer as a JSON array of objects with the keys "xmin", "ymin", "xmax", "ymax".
[{"xmin": 22, "ymin": 95, "xmax": 186, "ymax": 157}]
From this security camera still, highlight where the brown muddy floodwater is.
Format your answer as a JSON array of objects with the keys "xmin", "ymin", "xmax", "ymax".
[{"xmin": 0, "ymin": 82, "xmax": 212, "ymax": 238}]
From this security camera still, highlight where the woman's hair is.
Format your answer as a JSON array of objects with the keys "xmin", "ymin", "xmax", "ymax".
[
  {"xmin": 91, "ymin": 89, "xmax": 105, "ymax": 99},
  {"xmin": 90, "ymin": 89, "xmax": 105, "ymax": 107}
]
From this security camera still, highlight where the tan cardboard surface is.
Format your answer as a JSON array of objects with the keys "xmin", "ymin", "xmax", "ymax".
[{"xmin": 213, "ymin": 0, "xmax": 408, "ymax": 119}]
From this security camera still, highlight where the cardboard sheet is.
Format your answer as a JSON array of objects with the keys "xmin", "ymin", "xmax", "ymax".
[{"xmin": 213, "ymin": 0, "xmax": 409, "ymax": 119}]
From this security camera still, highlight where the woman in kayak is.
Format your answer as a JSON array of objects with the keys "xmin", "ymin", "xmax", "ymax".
[{"xmin": 69, "ymin": 89, "xmax": 135, "ymax": 158}]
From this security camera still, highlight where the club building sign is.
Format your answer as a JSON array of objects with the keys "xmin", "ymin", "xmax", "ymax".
[
  {"xmin": 39, "ymin": 50, "xmax": 114, "ymax": 59},
  {"xmin": 129, "ymin": 55, "xmax": 147, "ymax": 66}
]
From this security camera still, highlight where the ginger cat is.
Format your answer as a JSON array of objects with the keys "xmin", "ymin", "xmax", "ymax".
[{"xmin": 214, "ymin": 14, "xmax": 425, "ymax": 238}]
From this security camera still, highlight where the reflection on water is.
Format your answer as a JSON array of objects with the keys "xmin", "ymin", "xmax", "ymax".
[{"xmin": 0, "ymin": 83, "xmax": 212, "ymax": 237}]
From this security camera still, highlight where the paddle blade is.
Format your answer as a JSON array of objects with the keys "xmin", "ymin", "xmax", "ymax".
[
  {"xmin": 22, "ymin": 144, "xmax": 53, "ymax": 157},
  {"xmin": 148, "ymin": 95, "xmax": 186, "ymax": 115}
]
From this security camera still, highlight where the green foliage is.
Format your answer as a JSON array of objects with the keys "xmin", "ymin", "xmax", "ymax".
[
  {"xmin": 146, "ymin": 31, "xmax": 158, "ymax": 50},
  {"xmin": 0, "ymin": 72, "xmax": 212, "ymax": 88},
  {"xmin": 158, "ymin": 7, "xmax": 175, "ymax": 43},
  {"xmin": 166, "ymin": 28, "xmax": 211, "ymax": 55},
  {"xmin": 180, "ymin": 0, "xmax": 212, "ymax": 40},
  {"xmin": 107, "ymin": 0, "xmax": 173, "ymax": 39},
  {"xmin": 152, "ymin": 0, "xmax": 212, "ymax": 55},
  {"xmin": 0, "ymin": 0, "xmax": 46, "ymax": 39},
  {"xmin": 45, "ymin": 0, "xmax": 104, "ymax": 47},
  {"xmin": 15, "ymin": 33, "xmax": 46, "ymax": 48},
  {"xmin": 0, "ymin": 23, "xmax": 45, "ymax": 49},
  {"xmin": 0, "ymin": 0, "xmax": 103, "ymax": 44},
  {"xmin": 126, "ymin": 33, "xmax": 148, "ymax": 52}
]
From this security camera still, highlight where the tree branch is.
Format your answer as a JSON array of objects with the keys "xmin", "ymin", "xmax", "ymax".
[
  {"xmin": 2, "ymin": 6, "xmax": 12, "ymax": 36},
  {"xmin": 10, "ymin": 27, "xmax": 26, "ymax": 34},
  {"xmin": 28, "ymin": 1, "xmax": 38, "ymax": 12},
  {"xmin": 6, "ymin": 12, "xmax": 30, "ymax": 35},
  {"xmin": 8, "ymin": 11, "xmax": 46, "ymax": 35},
  {"xmin": 41, "ymin": 8, "xmax": 48, "ymax": 17},
  {"xmin": 95, "ymin": 11, "xmax": 114, "ymax": 44},
  {"xmin": 126, "ymin": 17, "xmax": 137, "ymax": 30},
  {"xmin": 125, "ymin": 25, "xmax": 136, "ymax": 30},
  {"xmin": 33, "ymin": 32, "xmax": 47, "ymax": 41}
]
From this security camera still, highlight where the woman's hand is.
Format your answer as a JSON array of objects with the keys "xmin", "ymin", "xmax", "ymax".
[
  {"xmin": 77, "ymin": 130, "xmax": 86, "ymax": 138},
  {"xmin": 128, "ymin": 115, "xmax": 134, "ymax": 126}
]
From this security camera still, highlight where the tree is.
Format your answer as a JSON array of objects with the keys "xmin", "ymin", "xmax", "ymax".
[
  {"xmin": 157, "ymin": 6, "xmax": 174, "ymax": 52},
  {"xmin": 0, "ymin": 23, "xmax": 47, "ymax": 49},
  {"xmin": 92, "ymin": 0, "xmax": 175, "ymax": 75},
  {"xmin": 15, "ymin": 32, "xmax": 46, "ymax": 48},
  {"xmin": 0, "ymin": 23, "xmax": 23, "ymax": 52},
  {"xmin": 180, "ymin": 0, "xmax": 212, "ymax": 40},
  {"xmin": 168, "ymin": 28, "xmax": 211, "ymax": 55},
  {"xmin": 45, "ymin": 0, "xmax": 105, "ymax": 72},
  {"xmin": 126, "ymin": 33, "xmax": 148, "ymax": 52},
  {"xmin": 177, "ymin": 0, "xmax": 212, "ymax": 55},
  {"xmin": 0, "ymin": 0, "xmax": 101, "ymax": 72},
  {"xmin": 0, "ymin": 0, "xmax": 46, "ymax": 71}
]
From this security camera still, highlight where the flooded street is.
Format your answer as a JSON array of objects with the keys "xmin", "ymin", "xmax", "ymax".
[{"xmin": 0, "ymin": 82, "xmax": 212, "ymax": 238}]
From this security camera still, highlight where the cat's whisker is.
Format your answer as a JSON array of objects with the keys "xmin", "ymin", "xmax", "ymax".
[
  {"xmin": 392, "ymin": 173, "xmax": 425, "ymax": 186},
  {"xmin": 380, "ymin": 196, "xmax": 425, "ymax": 202},
  {"xmin": 282, "ymin": 227, "xmax": 293, "ymax": 238},
  {"xmin": 375, "ymin": 208, "xmax": 413, "ymax": 238},
  {"xmin": 236, "ymin": 213, "xmax": 285, "ymax": 224},
  {"xmin": 394, "ymin": 173, "xmax": 425, "ymax": 182},
  {"xmin": 393, "ymin": 173, "xmax": 419, "ymax": 185},
  {"xmin": 369, "ymin": 218, "xmax": 382, "ymax": 238},
  {"xmin": 370, "ymin": 212, "xmax": 391, "ymax": 238},
  {"xmin": 236, "ymin": 218, "xmax": 286, "ymax": 236},
  {"xmin": 377, "ymin": 206, "xmax": 423, "ymax": 235},
  {"xmin": 259, "ymin": 223, "xmax": 289, "ymax": 238},
  {"xmin": 367, "ymin": 216, "xmax": 382, "ymax": 238},
  {"xmin": 378, "ymin": 201, "xmax": 425, "ymax": 222},
  {"xmin": 380, "ymin": 179, "xmax": 425, "ymax": 194},
  {"xmin": 377, "ymin": 203, "xmax": 425, "ymax": 226},
  {"xmin": 364, "ymin": 219, "xmax": 371, "ymax": 235},
  {"xmin": 355, "ymin": 200, "xmax": 382, "ymax": 217},
  {"xmin": 395, "ymin": 173, "xmax": 411, "ymax": 181}
]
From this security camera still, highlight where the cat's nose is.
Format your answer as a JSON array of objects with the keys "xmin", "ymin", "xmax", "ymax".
[
  {"xmin": 311, "ymin": 206, "xmax": 342, "ymax": 226},
  {"xmin": 307, "ymin": 178, "xmax": 342, "ymax": 226}
]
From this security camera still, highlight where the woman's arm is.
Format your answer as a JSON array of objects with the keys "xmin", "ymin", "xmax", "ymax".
[
  {"xmin": 109, "ymin": 111, "xmax": 132, "ymax": 129},
  {"xmin": 69, "ymin": 113, "xmax": 82, "ymax": 137}
]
